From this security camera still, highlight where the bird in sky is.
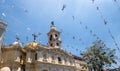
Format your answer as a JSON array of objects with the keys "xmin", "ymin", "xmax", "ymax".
[
  {"xmin": 61, "ymin": 4, "xmax": 66, "ymax": 11},
  {"xmin": 104, "ymin": 19, "xmax": 107, "ymax": 25},
  {"xmin": 24, "ymin": 9, "xmax": 28, "ymax": 13},
  {"xmin": 91, "ymin": 0, "xmax": 95, "ymax": 3},
  {"xmin": 72, "ymin": 16, "xmax": 75, "ymax": 20},
  {"xmin": 114, "ymin": 0, "xmax": 117, "ymax": 2}
]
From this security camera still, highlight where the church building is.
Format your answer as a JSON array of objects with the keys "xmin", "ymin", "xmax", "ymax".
[{"xmin": 0, "ymin": 20, "xmax": 88, "ymax": 71}]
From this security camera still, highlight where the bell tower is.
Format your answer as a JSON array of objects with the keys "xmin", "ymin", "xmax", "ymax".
[
  {"xmin": 47, "ymin": 21, "xmax": 61, "ymax": 48},
  {"xmin": 0, "ymin": 19, "xmax": 7, "ymax": 61}
]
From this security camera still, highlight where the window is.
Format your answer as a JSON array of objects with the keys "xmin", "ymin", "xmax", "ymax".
[
  {"xmin": 64, "ymin": 58, "xmax": 67, "ymax": 64},
  {"xmin": 50, "ymin": 35, "xmax": 52, "ymax": 41},
  {"xmin": 21, "ymin": 65, "xmax": 25, "ymax": 71},
  {"xmin": 20, "ymin": 55, "xmax": 22, "ymax": 63},
  {"xmin": 35, "ymin": 53, "xmax": 37, "ymax": 60},
  {"xmin": 70, "ymin": 60, "xmax": 72, "ymax": 65},
  {"xmin": 58, "ymin": 57, "xmax": 62, "ymax": 63},
  {"xmin": 55, "ymin": 34, "xmax": 58, "ymax": 37},
  {"xmin": 43, "ymin": 54, "xmax": 47, "ymax": 59},
  {"xmin": 50, "ymin": 43, "xmax": 53, "ymax": 47},
  {"xmin": 52, "ymin": 56, "xmax": 55, "ymax": 60},
  {"xmin": 43, "ymin": 54, "xmax": 47, "ymax": 61},
  {"xmin": 56, "ymin": 43, "xmax": 59, "ymax": 46},
  {"xmin": 10, "ymin": 66, "xmax": 12, "ymax": 71},
  {"xmin": 51, "ymin": 56, "xmax": 55, "ymax": 63}
]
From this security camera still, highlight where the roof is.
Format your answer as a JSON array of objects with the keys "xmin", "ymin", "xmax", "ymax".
[
  {"xmin": 73, "ymin": 55, "xmax": 83, "ymax": 61},
  {"xmin": 24, "ymin": 42, "xmax": 38, "ymax": 49},
  {"xmin": 0, "ymin": 19, "xmax": 7, "ymax": 30},
  {"xmin": 12, "ymin": 41, "xmax": 22, "ymax": 47},
  {"xmin": 0, "ymin": 19, "xmax": 7, "ymax": 26}
]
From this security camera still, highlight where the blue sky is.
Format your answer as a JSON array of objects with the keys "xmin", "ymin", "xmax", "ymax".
[{"xmin": 0, "ymin": 0, "xmax": 120, "ymax": 68}]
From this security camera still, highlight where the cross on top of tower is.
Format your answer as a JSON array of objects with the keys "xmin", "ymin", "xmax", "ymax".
[
  {"xmin": 51, "ymin": 21, "xmax": 54, "ymax": 25},
  {"xmin": 32, "ymin": 33, "xmax": 38, "ymax": 42},
  {"xmin": 50, "ymin": 21, "xmax": 56, "ymax": 30},
  {"xmin": 16, "ymin": 34, "xmax": 20, "ymax": 42},
  {"xmin": 51, "ymin": 21, "xmax": 55, "ymax": 27}
]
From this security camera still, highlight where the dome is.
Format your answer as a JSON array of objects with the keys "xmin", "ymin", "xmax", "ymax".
[
  {"xmin": 12, "ymin": 41, "xmax": 22, "ymax": 47},
  {"xmin": 0, "ymin": 19, "xmax": 7, "ymax": 30},
  {"xmin": 25, "ymin": 42, "xmax": 38, "ymax": 49}
]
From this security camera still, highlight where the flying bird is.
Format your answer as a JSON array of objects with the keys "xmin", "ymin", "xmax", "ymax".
[
  {"xmin": 80, "ymin": 21, "xmax": 82, "ymax": 24},
  {"xmin": 96, "ymin": 6, "xmax": 99, "ymax": 10},
  {"xmin": 72, "ymin": 16, "xmax": 75, "ymax": 20},
  {"xmin": 61, "ymin": 4, "xmax": 66, "ymax": 11},
  {"xmin": 114, "ymin": 0, "xmax": 117, "ymax": 2},
  {"xmin": 38, "ymin": 32, "xmax": 41, "ymax": 35},
  {"xmin": 79, "ymin": 38, "xmax": 82, "ymax": 41},
  {"xmin": 92, "ymin": 0, "xmax": 95, "ymax": 3},
  {"xmin": 85, "ymin": 26, "xmax": 88, "ymax": 29},
  {"xmin": 104, "ymin": 19, "xmax": 107, "ymax": 25},
  {"xmin": 90, "ymin": 30, "xmax": 92, "ymax": 34},
  {"xmin": 24, "ymin": 9, "xmax": 28, "ymax": 13},
  {"xmin": 73, "ymin": 36, "xmax": 75, "ymax": 39}
]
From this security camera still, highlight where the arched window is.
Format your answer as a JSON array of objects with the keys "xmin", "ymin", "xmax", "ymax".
[
  {"xmin": 10, "ymin": 66, "xmax": 12, "ymax": 71},
  {"xmin": 56, "ymin": 43, "xmax": 59, "ymax": 46},
  {"xmin": 51, "ymin": 55, "xmax": 55, "ymax": 63},
  {"xmin": 58, "ymin": 57, "xmax": 62, "ymax": 63},
  {"xmin": 21, "ymin": 65, "xmax": 25, "ymax": 71},
  {"xmin": 64, "ymin": 58, "xmax": 67, "ymax": 64},
  {"xmin": 43, "ymin": 54, "xmax": 47, "ymax": 61},
  {"xmin": 35, "ymin": 53, "xmax": 37, "ymax": 60},
  {"xmin": 52, "ymin": 56, "xmax": 55, "ymax": 60},
  {"xmin": 50, "ymin": 35, "xmax": 52, "ymax": 41},
  {"xmin": 20, "ymin": 55, "xmax": 22, "ymax": 63},
  {"xmin": 55, "ymin": 34, "xmax": 58, "ymax": 37},
  {"xmin": 43, "ymin": 54, "xmax": 47, "ymax": 59},
  {"xmin": 50, "ymin": 43, "xmax": 53, "ymax": 47}
]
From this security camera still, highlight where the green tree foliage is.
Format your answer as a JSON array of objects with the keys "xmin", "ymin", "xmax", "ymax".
[{"xmin": 81, "ymin": 40, "xmax": 116, "ymax": 71}]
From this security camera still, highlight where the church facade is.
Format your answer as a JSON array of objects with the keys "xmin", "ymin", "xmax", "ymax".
[{"xmin": 0, "ymin": 21, "xmax": 88, "ymax": 71}]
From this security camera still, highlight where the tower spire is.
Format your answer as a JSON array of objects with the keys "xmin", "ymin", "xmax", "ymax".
[
  {"xmin": 47, "ymin": 21, "xmax": 61, "ymax": 48},
  {"xmin": 51, "ymin": 21, "xmax": 54, "ymax": 26},
  {"xmin": 16, "ymin": 33, "xmax": 20, "ymax": 42},
  {"xmin": 50, "ymin": 21, "xmax": 56, "ymax": 30}
]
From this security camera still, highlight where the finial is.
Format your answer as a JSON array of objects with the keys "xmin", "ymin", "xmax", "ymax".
[
  {"xmin": 32, "ymin": 33, "xmax": 38, "ymax": 42},
  {"xmin": 51, "ymin": 21, "xmax": 54, "ymax": 26},
  {"xmin": 51, "ymin": 21, "xmax": 56, "ymax": 28},
  {"xmin": 50, "ymin": 21, "xmax": 56, "ymax": 30},
  {"xmin": 16, "ymin": 34, "xmax": 20, "ymax": 42}
]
